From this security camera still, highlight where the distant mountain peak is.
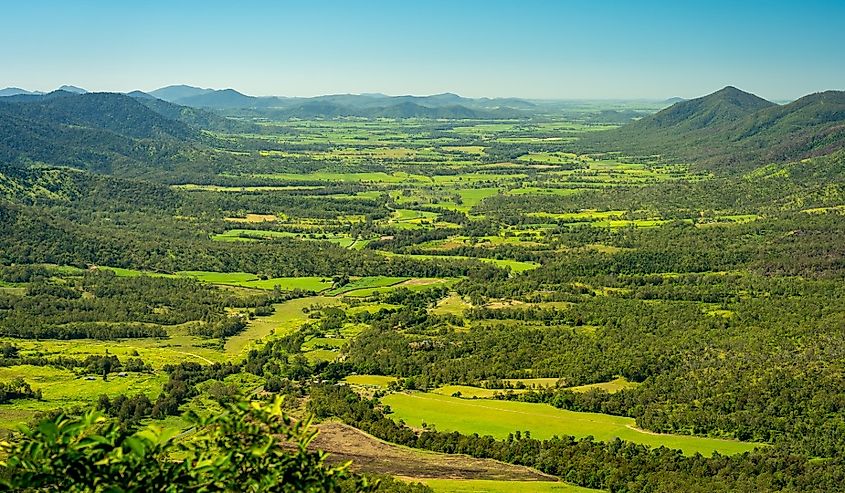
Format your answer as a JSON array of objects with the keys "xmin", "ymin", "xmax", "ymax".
[
  {"xmin": 705, "ymin": 86, "xmax": 772, "ymax": 107},
  {"xmin": 0, "ymin": 87, "xmax": 44, "ymax": 97},
  {"xmin": 57, "ymin": 85, "xmax": 87, "ymax": 94},
  {"xmin": 218, "ymin": 88, "xmax": 247, "ymax": 96},
  {"xmin": 148, "ymin": 85, "xmax": 214, "ymax": 103},
  {"xmin": 126, "ymin": 90, "xmax": 155, "ymax": 99}
]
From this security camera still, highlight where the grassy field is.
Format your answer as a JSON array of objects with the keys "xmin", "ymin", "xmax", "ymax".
[
  {"xmin": 1, "ymin": 331, "xmax": 227, "ymax": 370},
  {"xmin": 382, "ymin": 392, "xmax": 760, "ymax": 456},
  {"xmin": 567, "ymin": 377, "xmax": 638, "ymax": 394},
  {"xmin": 339, "ymin": 278, "xmax": 452, "ymax": 297},
  {"xmin": 327, "ymin": 276, "xmax": 408, "ymax": 295},
  {"xmin": 224, "ymin": 296, "xmax": 340, "ymax": 356},
  {"xmin": 430, "ymin": 294, "xmax": 472, "ymax": 315},
  {"xmin": 0, "ymin": 365, "xmax": 168, "ymax": 430}
]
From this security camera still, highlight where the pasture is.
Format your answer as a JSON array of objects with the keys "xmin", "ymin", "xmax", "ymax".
[{"xmin": 381, "ymin": 392, "xmax": 760, "ymax": 456}]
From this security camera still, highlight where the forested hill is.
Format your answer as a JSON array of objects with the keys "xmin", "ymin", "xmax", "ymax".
[
  {"xmin": 630, "ymin": 86, "xmax": 775, "ymax": 131},
  {"xmin": 0, "ymin": 91, "xmax": 193, "ymax": 140},
  {"xmin": 129, "ymin": 93, "xmax": 259, "ymax": 133},
  {"xmin": 0, "ymin": 91, "xmax": 250, "ymax": 178},
  {"xmin": 585, "ymin": 86, "xmax": 845, "ymax": 170}
]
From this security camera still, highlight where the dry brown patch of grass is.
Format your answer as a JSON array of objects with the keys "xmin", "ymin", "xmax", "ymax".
[
  {"xmin": 224, "ymin": 213, "xmax": 278, "ymax": 223},
  {"xmin": 311, "ymin": 422, "xmax": 556, "ymax": 481}
]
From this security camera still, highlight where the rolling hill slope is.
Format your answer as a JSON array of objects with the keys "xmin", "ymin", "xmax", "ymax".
[{"xmin": 0, "ymin": 91, "xmax": 205, "ymax": 176}]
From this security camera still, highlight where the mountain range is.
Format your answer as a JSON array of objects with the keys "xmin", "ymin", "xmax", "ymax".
[
  {"xmin": 2, "ymin": 84, "xmax": 539, "ymax": 119},
  {"xmin": 1, "ymin": 84, "xmax": 844, "ymax": 180},
  {"xmin": 146, "ymin": 85, "xmax": 538, "ymax": 118}
]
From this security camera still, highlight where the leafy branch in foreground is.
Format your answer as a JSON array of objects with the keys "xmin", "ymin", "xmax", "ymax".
[{"xmin": 0, "ymin": 397, "xmax": 364, "ymax": 492}]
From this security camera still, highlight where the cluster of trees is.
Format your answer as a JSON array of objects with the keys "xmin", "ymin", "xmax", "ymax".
[
  {"xmin": 0, "ymin": 269, "xmax": 273, "ymax": 340},
  {"xmin": 188, "ymin": 315, "xmax": 247, "ymax": 339},
  {"xmin": 1, "ymin": 396, "xmax": 364, "ymax": 492},
  {"xmin": 0, "ymin": 377, "xmax": 41, "ymax": 404},
  {"xmin": 96, "ymin": 392, "xmax": 153, "ymax": 425}
]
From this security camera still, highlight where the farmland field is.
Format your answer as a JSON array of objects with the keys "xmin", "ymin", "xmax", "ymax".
[{"xmin": 382, "ymin": 392, "xmax": 760, "ymax": 456}]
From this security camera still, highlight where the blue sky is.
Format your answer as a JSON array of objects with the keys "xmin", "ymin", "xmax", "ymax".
[{"xmin": 2, "ymin": 0, "xmax": 843, "ymax": 99}]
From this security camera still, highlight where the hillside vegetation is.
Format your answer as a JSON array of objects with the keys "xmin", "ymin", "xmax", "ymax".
[{"xmin": 585, "ymin": 86, "xmax": 845, "ymax": 170}]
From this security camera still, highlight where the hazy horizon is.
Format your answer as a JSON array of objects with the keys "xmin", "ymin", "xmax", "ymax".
[
  {"xmin": 1, "ymin": 83, "xmax": 802, "ymax": 103},
  {"xmin": 2, "ymin": 0, "xmax": 844, "ymax": 101}
]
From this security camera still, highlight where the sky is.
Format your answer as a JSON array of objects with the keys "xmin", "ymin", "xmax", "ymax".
[{"xmin": 1, "ymin": 0, "xmax": 843, "ymax": 100}]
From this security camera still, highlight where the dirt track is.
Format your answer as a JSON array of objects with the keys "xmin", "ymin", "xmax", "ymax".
[{"xmin": 310, "ymin": 422, "xmax": 557, "ymax": 481}]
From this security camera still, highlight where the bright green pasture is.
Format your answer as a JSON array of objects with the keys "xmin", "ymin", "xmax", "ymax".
[
  {"xmin": 327, "ymin": 276, "xmax": 408, "ymax": 296},
  {"xmin": 517, "ymin": 152, "xmax": 586, "ymax": 165},
  {"xmin": 0, "ymin": 333, "xmax": 226, "ymax": 370},
  {"xmin": 421, "ymin": 479, "xmax": 600, "ymax": 493},
  {"xmin": 224, "ymin": 296, "xmax": 340, "ymax": 356},
  {"xmin": 0, "ymin": 365, "xmax": 167, "ymax": 430},
  {"xmin": 100, "ymin": 266, "xmax": 412, "ymax": 294},
  {"xmin": 382, "ymin": 392, "xmax": 760, "ymax": 456},
  {"xmin": 304, "ymin": 349, "xmax": 339, "ymax": 363},
  {"xmin": 507, "ymin": 187, "xmax": 580, "ymax": 196},
  {"xmin": 174, "ymin": 184, "xmax": 321, "ymax": 192},
  {"xmin": 212, "ymin": 229, "xmax": 288, "ymax": 242},
  {"xmin": 103, "ymin": 266, "xmax": 333, "ymax": 292},
  {"xmin": 177, "ymin": 271, "xmax": 258, "ymax": 283},
  {"xmin": 339, "ymin": 278, "xmax": 452, "ymax": 297}
]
